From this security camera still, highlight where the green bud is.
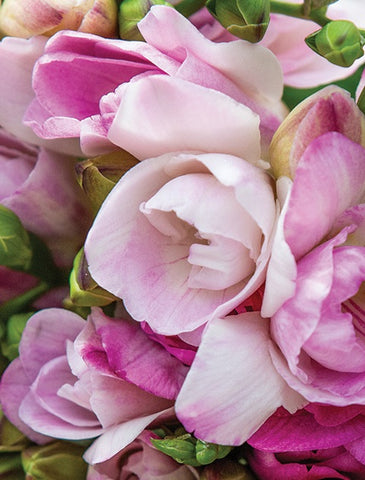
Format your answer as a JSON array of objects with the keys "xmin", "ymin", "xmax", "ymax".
[
  {"xmin": 69, "ymin": 248, "xmax": 117, "ymax": 307},
  {"xmin": 195, "ymin": 440, "xmax": 233, "ymax": 465},
  {"xmin": 206, "ymin": 0, "xmax": 270, "ymax": 43},
  {"xmin": 0, "ymin": 205, "xmax": 32, "ymax": 271},
  {"xmin": 1, "ymin": 312, "xmax": 32, "ymax": 361},
  {"xmin": 151, "ymin": 435, "xmax": 201, "ymax": 467},
  {"xmin": 76, "ymin": 150, "xmax": 139, "ymax": 214},
  {"xmin": 119, "ymin": 0, "xmax": 172, "ymax": 41},
  {"xmin": 22, "ymin": 441, "xmax": 87, "ymax": 480},
  {"xmin": 305, "ymin": 20, "xmax": 365, "ymax": 67}
]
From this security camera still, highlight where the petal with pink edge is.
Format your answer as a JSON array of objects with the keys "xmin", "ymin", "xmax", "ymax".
[{"xmin": 175, "ymin": 312, "xmax": 305, "ymax": 445}]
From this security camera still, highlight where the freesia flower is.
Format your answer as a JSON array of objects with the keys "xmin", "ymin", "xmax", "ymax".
[
  {"xmin": 0, "ymin": 128, "xmax": 91, "ymax": 268},
  {"xmin": 260, "ymin": 86, "xmax": 365, "ymax": 406},
  {"xmin": 0, "ymin": 308, "xmax": 187, "ymax": 464},
  {"xmin": 86, "ymin": 431, "xmax": 198, "ymax": 480},
  {"xmin": 247, "ymin": 404, "xmax": 365, "ymax": 479},
  {"xmin": 19, "ymin": 5, "xmax": 285, "ymax": 159},
  {"xmin": 0, "ymin": 0, "xmax": 118, "ymax": 38},
  {"xmin": 84, "ymin": 151, "xmax": 277, "ymax": 338}
]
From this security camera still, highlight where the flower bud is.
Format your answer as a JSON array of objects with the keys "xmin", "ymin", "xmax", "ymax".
[
  {"xmin": 151, "ymin": 434, "xmax": 200, "ymax": 466},
  {"xmin": 206, "ymin": 0, "xmax": 270, "ymax": 42},
  {"xmin": 195, "ymin": 440, "xmax": 232, "ymax": 465},
  {"xmin": 119, "ymin": 0, "xmax": 173, "ymax": 40},
  {"xmin": 69, "ymin": 248, "xmax": 117, "ymax": 307},
  {"xmin": 0, "ymin": 206, "xmax": 32, "ymax": 271},
  {"xmin": 270, "ymin": 85, "xmax": 365, "ymax": 179},
  {"xmin": 305, "ymin": 20, "xmax": 365, "ymax": 67},
  {"xmin": 0, "ymin": 0, "xmax": 118, "ymax": 38},
  {"xmin": 21, "ymin": 441, "xmax": 87, "ymax": 480},
  {"xmin": 76, "ymin": 151, "xmax": 139, "ymax": 214}
]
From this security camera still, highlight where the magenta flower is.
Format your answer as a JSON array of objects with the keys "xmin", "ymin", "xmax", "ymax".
[
  {"xmin": 0, "ymin": 308, "xmax": 188, "ymax": 464},
  {"xmin": 14, "ymin": 6, "xmax": 285, "ymax": 159},
  {"xmin": 247, "ymin": 403, "xmax": 365, "ymax": 479}
]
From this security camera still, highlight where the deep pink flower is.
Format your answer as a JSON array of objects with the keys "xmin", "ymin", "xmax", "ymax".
[{"xmin": 0, "ymin": 308, "xmax": 188, "ymax": 464}]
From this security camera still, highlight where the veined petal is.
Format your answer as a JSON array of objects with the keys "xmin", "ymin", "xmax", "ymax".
[{"xmin": 175, "ymin": 313, "xmax": 305, "ymax": 445}]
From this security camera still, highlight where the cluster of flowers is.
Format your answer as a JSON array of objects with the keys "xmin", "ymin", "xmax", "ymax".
[{"xmin": 0, "ymin": 0, "xmax": 365, "ymax": 478}]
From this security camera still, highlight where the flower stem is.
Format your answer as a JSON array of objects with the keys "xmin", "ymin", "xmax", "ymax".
[
  {"xmin": 174, "ymin": 0, "xmax": 205, "ymax": 17},
  {"xmin": 270, "ymin": 1, "xmax": 330, "ymax": 27}
]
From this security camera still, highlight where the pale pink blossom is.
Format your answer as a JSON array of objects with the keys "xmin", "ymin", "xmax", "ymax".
[
  {"xmin": 19, "ymin": 6, "xmax": 285, "ymax": 159},
  {"xmin": 85, "ymin": 151, "xmax": 277, "ymax": 338}
]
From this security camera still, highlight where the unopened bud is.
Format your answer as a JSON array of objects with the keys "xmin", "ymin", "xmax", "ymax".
[
  {"xmin": 206, "ymin": 0, "xmax": 270, "ymax": 42},
  {"xmin": 119, "ymin": 0, "xmax": 172, "ymax": 40},
  {"xmin": 305, "ymin": 20, "xmax": 364, "ymax": 67}
]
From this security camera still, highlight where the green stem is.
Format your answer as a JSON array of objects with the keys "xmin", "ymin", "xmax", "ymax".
[
  {"xmin": 174, "ymin": 0, "xmax": 205, "ymax": 17},
  {"xmin": 270, "ymin": 1, "xmax": 330, "ymax": 26},
  {"xmin": 0, "ymin": 281, "xmax": 49, "ymax": 323}
]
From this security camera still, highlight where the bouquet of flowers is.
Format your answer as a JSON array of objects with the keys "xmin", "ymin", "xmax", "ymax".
[{"xmin": 0, "ymin": 0, "xmax": 364, "ymax": 478}]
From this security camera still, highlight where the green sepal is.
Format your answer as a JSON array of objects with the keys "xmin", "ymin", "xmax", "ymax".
[
  {"xmin": 206, "ymin": 0, "xmax": 269, "ymax": 42},
  {"xmin": 0, "ymin": 205, "xmax": 32, "ymax": 271},
  {"xmin": 305, "ymin": 20, "xmax": 364, "ymax": 67},
  {"xmin": 1, "ymin": 312, "xmax": 33, "ymax": 361},
  {"xmin": 357, "ymin": 86, "xmax": 365, "ymax": 115},
  {"xmin": 119, "ymin": 0, "xmax": 172, "ymax": 40},
  {"xmin": 76, "ymin": 151, "xmax": 139, "ymax": 214},
  {"xmin": 69, "ymin": 248, "xmax": 117, "ymax": 307},
  {"xmin": 151, "ymin": 435, "xmax": 201, "ymax": 467}
]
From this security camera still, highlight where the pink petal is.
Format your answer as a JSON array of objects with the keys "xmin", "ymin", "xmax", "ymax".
[
  {"xmin": 19, "ymin": 308, "xmax": 85, "ymax": 382},
  {"xmin": 284, "ymin": 132, "xmax": 365, "ymax": 260},
  {"xmin": 0, "ymin": 358, "xmax": 50, "ymax": 444},
  {"xmin": 84, "ymin": 410, "xmax": 170, "ymax": 464},
  {"xmin": 107, "ymin": 75, "xmax": 261, "ymax": 162},
  {"xmin": 175, "ymin": 313, "xmax": 305, "ymax": 445}
]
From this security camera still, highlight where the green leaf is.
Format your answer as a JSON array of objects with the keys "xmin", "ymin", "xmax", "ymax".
[{"xmin": 0, "ymin": 206, "xmax": 32, "ymax": 271}]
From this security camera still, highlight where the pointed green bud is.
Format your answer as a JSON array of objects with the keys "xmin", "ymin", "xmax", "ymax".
[
  {"xmin": 69, "ymin": 248, "xmax": 117, "ymax": 307},
  {"xmin": 0, "ymin": 205, "xmax": 32, "ymax": 271},
  {"xmin": 151, "ymin": 434, "xmax": 201, "ymax": 467},
  {"xmin": 1, "ymin": 312, "xmax": 32, "ymax": 362},
  {"xmin": 119, "ymin": 0, "xmax": 173, "ymax": 40},
  {"xmin": 76, "ymin": 150, "xmax": 139, "ymax": 214},
  {"xmin": 305, "ymin": 20, "xmax": 364, "ymax": 67},
  {"xmin": 195, "ymin": 440, "xmax": 233, "ymax": 465},
  {"xmin": 206, "ymin": 0, "xmax": 270, "ymax": 42},
  {"xmin": 22, "ymin": 441, "xmax": 87, "ymax": 480}
]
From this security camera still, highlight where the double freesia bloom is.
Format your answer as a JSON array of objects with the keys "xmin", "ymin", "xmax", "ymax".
[{"xmin": 0, "ymin": 4, "xmax": 365, "ymax": 479}]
